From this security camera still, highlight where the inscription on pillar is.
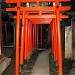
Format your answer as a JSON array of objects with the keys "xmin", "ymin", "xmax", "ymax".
[{"xmin": 65, "ymin": 26, "xmax": 73, "ymax": 59}]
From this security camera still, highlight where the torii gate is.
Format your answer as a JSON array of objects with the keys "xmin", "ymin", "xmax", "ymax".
[
  {"xmin": 5, "ymin": 0, "xmax": 71, "ymax": 75},
  {"xmin": 0, "ymin": 1, "xmax": 3, "ymax": 61}
]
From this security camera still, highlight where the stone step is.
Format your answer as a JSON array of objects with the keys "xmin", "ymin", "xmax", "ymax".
[{"xmin": 0, "ymin": 57, "xmax": 11, "ymax": 75}]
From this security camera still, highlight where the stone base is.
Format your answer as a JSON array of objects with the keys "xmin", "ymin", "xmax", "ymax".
[{"xmin": 0, "ymin": 57, "xmax": 11, "ymax": 75}]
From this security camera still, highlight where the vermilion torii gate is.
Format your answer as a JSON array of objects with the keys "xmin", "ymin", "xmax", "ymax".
[
  {"xmin": 0, "ymin": 1, "xmax": 3, "ymax": 62},
  {"xmin": 6, "ymin": 0, "xmax": 71, "ymax": 75}
]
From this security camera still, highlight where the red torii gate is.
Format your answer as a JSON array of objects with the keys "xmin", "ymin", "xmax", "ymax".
[
  {"xmin": 5, "ymin": 0, "xmax": 71, "ymax": 75},
  {"xmin": 0, "ymin": 2, "xmax": 3, "ymax": 61}
]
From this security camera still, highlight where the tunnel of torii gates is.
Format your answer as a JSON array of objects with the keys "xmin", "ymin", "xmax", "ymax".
[{"xmin": 5, "ymin": 0, "xmax": 71, "ymax": 75}]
